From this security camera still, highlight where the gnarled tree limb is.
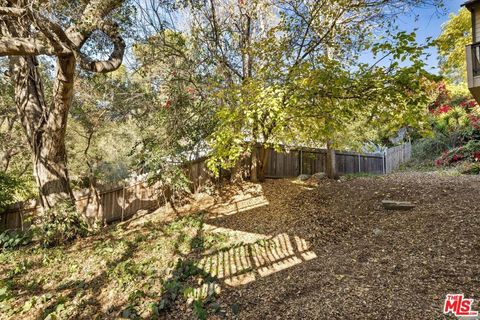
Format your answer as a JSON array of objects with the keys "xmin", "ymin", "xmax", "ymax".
[
  {"xmin": 77, "ymin": 22, "xmax": 125, "ymax": 73},
  {"xmin": 0, "ymin": 1, "xmax": 126, "ymax": 73},
  {"xmin": 0, "ymin": 37, "xmax": 58, "ymax": 56},
  {"xmin": 0, "ymin": 7, "xmax": 25, "ymax": 16}
]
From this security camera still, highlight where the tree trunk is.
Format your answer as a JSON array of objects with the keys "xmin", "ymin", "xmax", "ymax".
[
  {"xmin": 1, "ymin": 151, "xmax": 12, "ymax": 172},
  {"xmin": 0, "ymin": 115, "xmax": 20, "ymax": 172},
  {"xmin": 1, "ymin": 0, "xmax": 125, "ymax": 211},
  {"xmin": 231, "ymin": 158, "xmax": 245, "ymax": 183},
  {"xmin": 84, "ymin": 131, "xmax": 102, "ymax": 223},
  {"xmin": 10, "ymin": 55, "xmax": 75, "ymax": 209},
  {"xmin": 251, "ymin": 146, "xmax": 258, "ymax": 182},
  {"xmin": 258, "ymin": 146, "xmax": 269, "ymax": 182},
  {"xmin": 326, "ymin": 142, "xmax": 338, "ymax": 179}
]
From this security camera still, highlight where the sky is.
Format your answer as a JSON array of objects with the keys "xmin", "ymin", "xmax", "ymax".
[{"xmin": 392, "ymin": 0, "xmax": 465, "ymax": 73}]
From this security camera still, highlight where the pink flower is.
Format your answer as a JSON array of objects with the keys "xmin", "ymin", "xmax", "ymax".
[
  {"xmin": 451, "ymin": 154, "xmax": 463, "ymax": 162},
  {"xmin": 474, "ymin": 152, "xmax": 480, "ymax": 161},
  {"xmin": 468, "ymin": 115, "xmax": 480, "ymax": 130},
  {"xmin": 437, "ymin": 105, "xmax": 452, "ymax": 114}
]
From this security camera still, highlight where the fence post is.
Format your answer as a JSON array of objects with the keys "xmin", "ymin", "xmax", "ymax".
[
  {"xmin": 358, "ymin": 154, "xmax": 361, "ymax": 173},
  {"xmin": 121, "ymin": 183, "xmax": 126, "ymax": 221},
  {"xmin": 383, "ymin": 150, "xmax": 387, "ymax": 174},
  {"xmin": 300, "ymin": 149, "xmax": 303, "ymax": 175}
]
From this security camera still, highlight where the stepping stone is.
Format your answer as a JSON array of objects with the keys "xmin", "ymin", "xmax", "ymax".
[{"xmin": 382, "ymin": 200, "xmax": 416, "ymax": 211}]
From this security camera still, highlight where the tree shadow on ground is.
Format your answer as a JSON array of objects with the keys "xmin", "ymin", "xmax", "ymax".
[
  {"xmin": 2, "ymin": 238, "xmax": 140, "ymax": 319},
  {"xmin": 1, "ymin": 179, "xmax": 338, "ymax": 319},
  {"xmin": 40, "ymin": 240, "xmax": 139, "ymax": 320},
  {"xmin": 156, "ymin": 180, "xmax": 323, "ymax": 319}
]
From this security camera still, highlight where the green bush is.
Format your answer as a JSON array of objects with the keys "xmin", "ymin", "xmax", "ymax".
[
  {"xmin": 463, "ymin": 139, "xmax": 480, "ymax": 154},
  {"xmin": 435, "ymin": 139, "xmax": 480, "ymax": 167},
  {"xmin": 0, "ymin": 172, "xmax": 19, "ymax": 214},
  {"xmin": 412, "ymin": 135, "xmax": 456, "ymax": 161},
  {"xmin": 434, "ymin": 107, "xmax": 471, "ymax": 133},
  {"xmin": 0, "ymin": 229, "xmax": 32, "ymax": 250},
  {"xmin": 38, "ymin": 201, "xmax": 89, "ymax": 247},
  {"xmin": 0, "ymin": 171, "xmax": 36, "ymax": 217},
  {"xmin": 459, "ymin": 162, "xmax": 480, "ymax": 175}
]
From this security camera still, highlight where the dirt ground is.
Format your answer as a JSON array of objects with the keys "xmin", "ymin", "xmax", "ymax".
[
  {"xmin": 2, "ymin": 171, "xmax": 479, "ymax": 319},
  {"xmin": 199, "ymin": 172, "xmax": 480, "ymax": 319}
]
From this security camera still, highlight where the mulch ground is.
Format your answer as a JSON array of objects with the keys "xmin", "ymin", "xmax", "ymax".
[{"xmin": 206, "ymin": 172, "xmax": 480, "ymax": 319}]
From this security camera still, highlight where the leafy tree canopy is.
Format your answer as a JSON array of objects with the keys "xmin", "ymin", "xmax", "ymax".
[{"xmin": 436, "ymin": 7, "xmax": 471, "ymax": 83}]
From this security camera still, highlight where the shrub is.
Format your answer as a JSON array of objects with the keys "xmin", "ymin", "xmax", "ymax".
[
  {"xmin": 412, "ymin": 135, "xmax": 455, "ymax": 160},
  {"xmin": 0, "ymin": 229, "xmax": 32, "ymax": 250},
  {"xmin": 0, "ymin": 172, "xmax": 18, "ymax": 214},
  {"xmin": 435, "ymin": 148, "xmax": 465, "ymax": 166},
  {"xmin": 0, "ymin": 172, "xmax": 37, "ymax": 218},
  {"xmin": 462, "ymin": 140, "xmax": 480, "ymax": 154},
  {"xmin": 148, "ymin": 165, "xmax": 191, "ymax": 206},
  {"xmin": 37, "ymin": 201, "xmax": 89, "ymax": 247},
  {"xmin": 459, "ymin": 162, "xmax": 480, "ymax": 175},
  {"xmin": 435, "ymin": 140, "xmax": 480, "ymax": 167},
  {"xmin": 434, "ymin": 106, "xmax": 470, "ymax": 134}
]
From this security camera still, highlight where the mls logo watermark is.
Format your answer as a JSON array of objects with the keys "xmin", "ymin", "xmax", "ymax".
[{"xmin": 444, "ymin": 294, "xmax": 479, "ymax": 318}]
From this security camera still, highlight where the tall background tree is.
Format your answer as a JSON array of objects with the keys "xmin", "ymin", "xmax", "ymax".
[
  {"xmin": 198, "ymin": 0, "xmax": 443, "ymax": 180},
  {"xmin": 436, "ymin": 7, "xmax": 471, "ymax": 83}
]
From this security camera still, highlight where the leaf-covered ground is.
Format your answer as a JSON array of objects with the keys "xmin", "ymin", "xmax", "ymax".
[{"xmin": 1, "ymin": 172, "xmax": 480, "ymax": 319}]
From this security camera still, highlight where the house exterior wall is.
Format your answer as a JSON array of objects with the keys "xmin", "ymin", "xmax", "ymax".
[{"xmin": 475, "ymin": 9, "xmax": 480, "ymax": 42}]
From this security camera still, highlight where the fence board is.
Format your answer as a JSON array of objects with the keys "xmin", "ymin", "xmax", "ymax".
[{"xmin": 385, "ymin": 143, "xmax": 412, "ymax": 173}]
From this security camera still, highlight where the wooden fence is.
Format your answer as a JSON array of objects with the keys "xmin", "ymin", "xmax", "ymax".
[
  {"xmin": 260, "ymin": 147, "xmax": 386, "ymax": 178},
  {"xmin": 384, "ymin": 143, "xmax": 412, "ymax": 174},
  {"xmin": 1, "ymin": 181, "xmax": 160, "ymax": 231},
  {"xmin": 0, "ymin": 156, "xmax": 220, "ymax": 231},
  {"xmin": 0, "ymin": 143, "xmax": 411, "ymax": 231},
  {"xmin": 184, "ymin": 157, "xmax": 215, "ymax": 192}
]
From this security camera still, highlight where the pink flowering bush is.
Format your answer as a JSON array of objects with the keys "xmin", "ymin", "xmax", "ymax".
[
  {"xmin": 419, "ymin": 82, "xmax": 480, "ymax": 173},
  {"xmin": 474, "ymin": 151, "xmax": 480, "ymax": 161},
  {"xmin": 433, "ymin": 104, "xmax": 452, "ymax": 114},
  {"xmin": 435, "ymin": 140, "xmax": 480, "ymax": 167}
]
